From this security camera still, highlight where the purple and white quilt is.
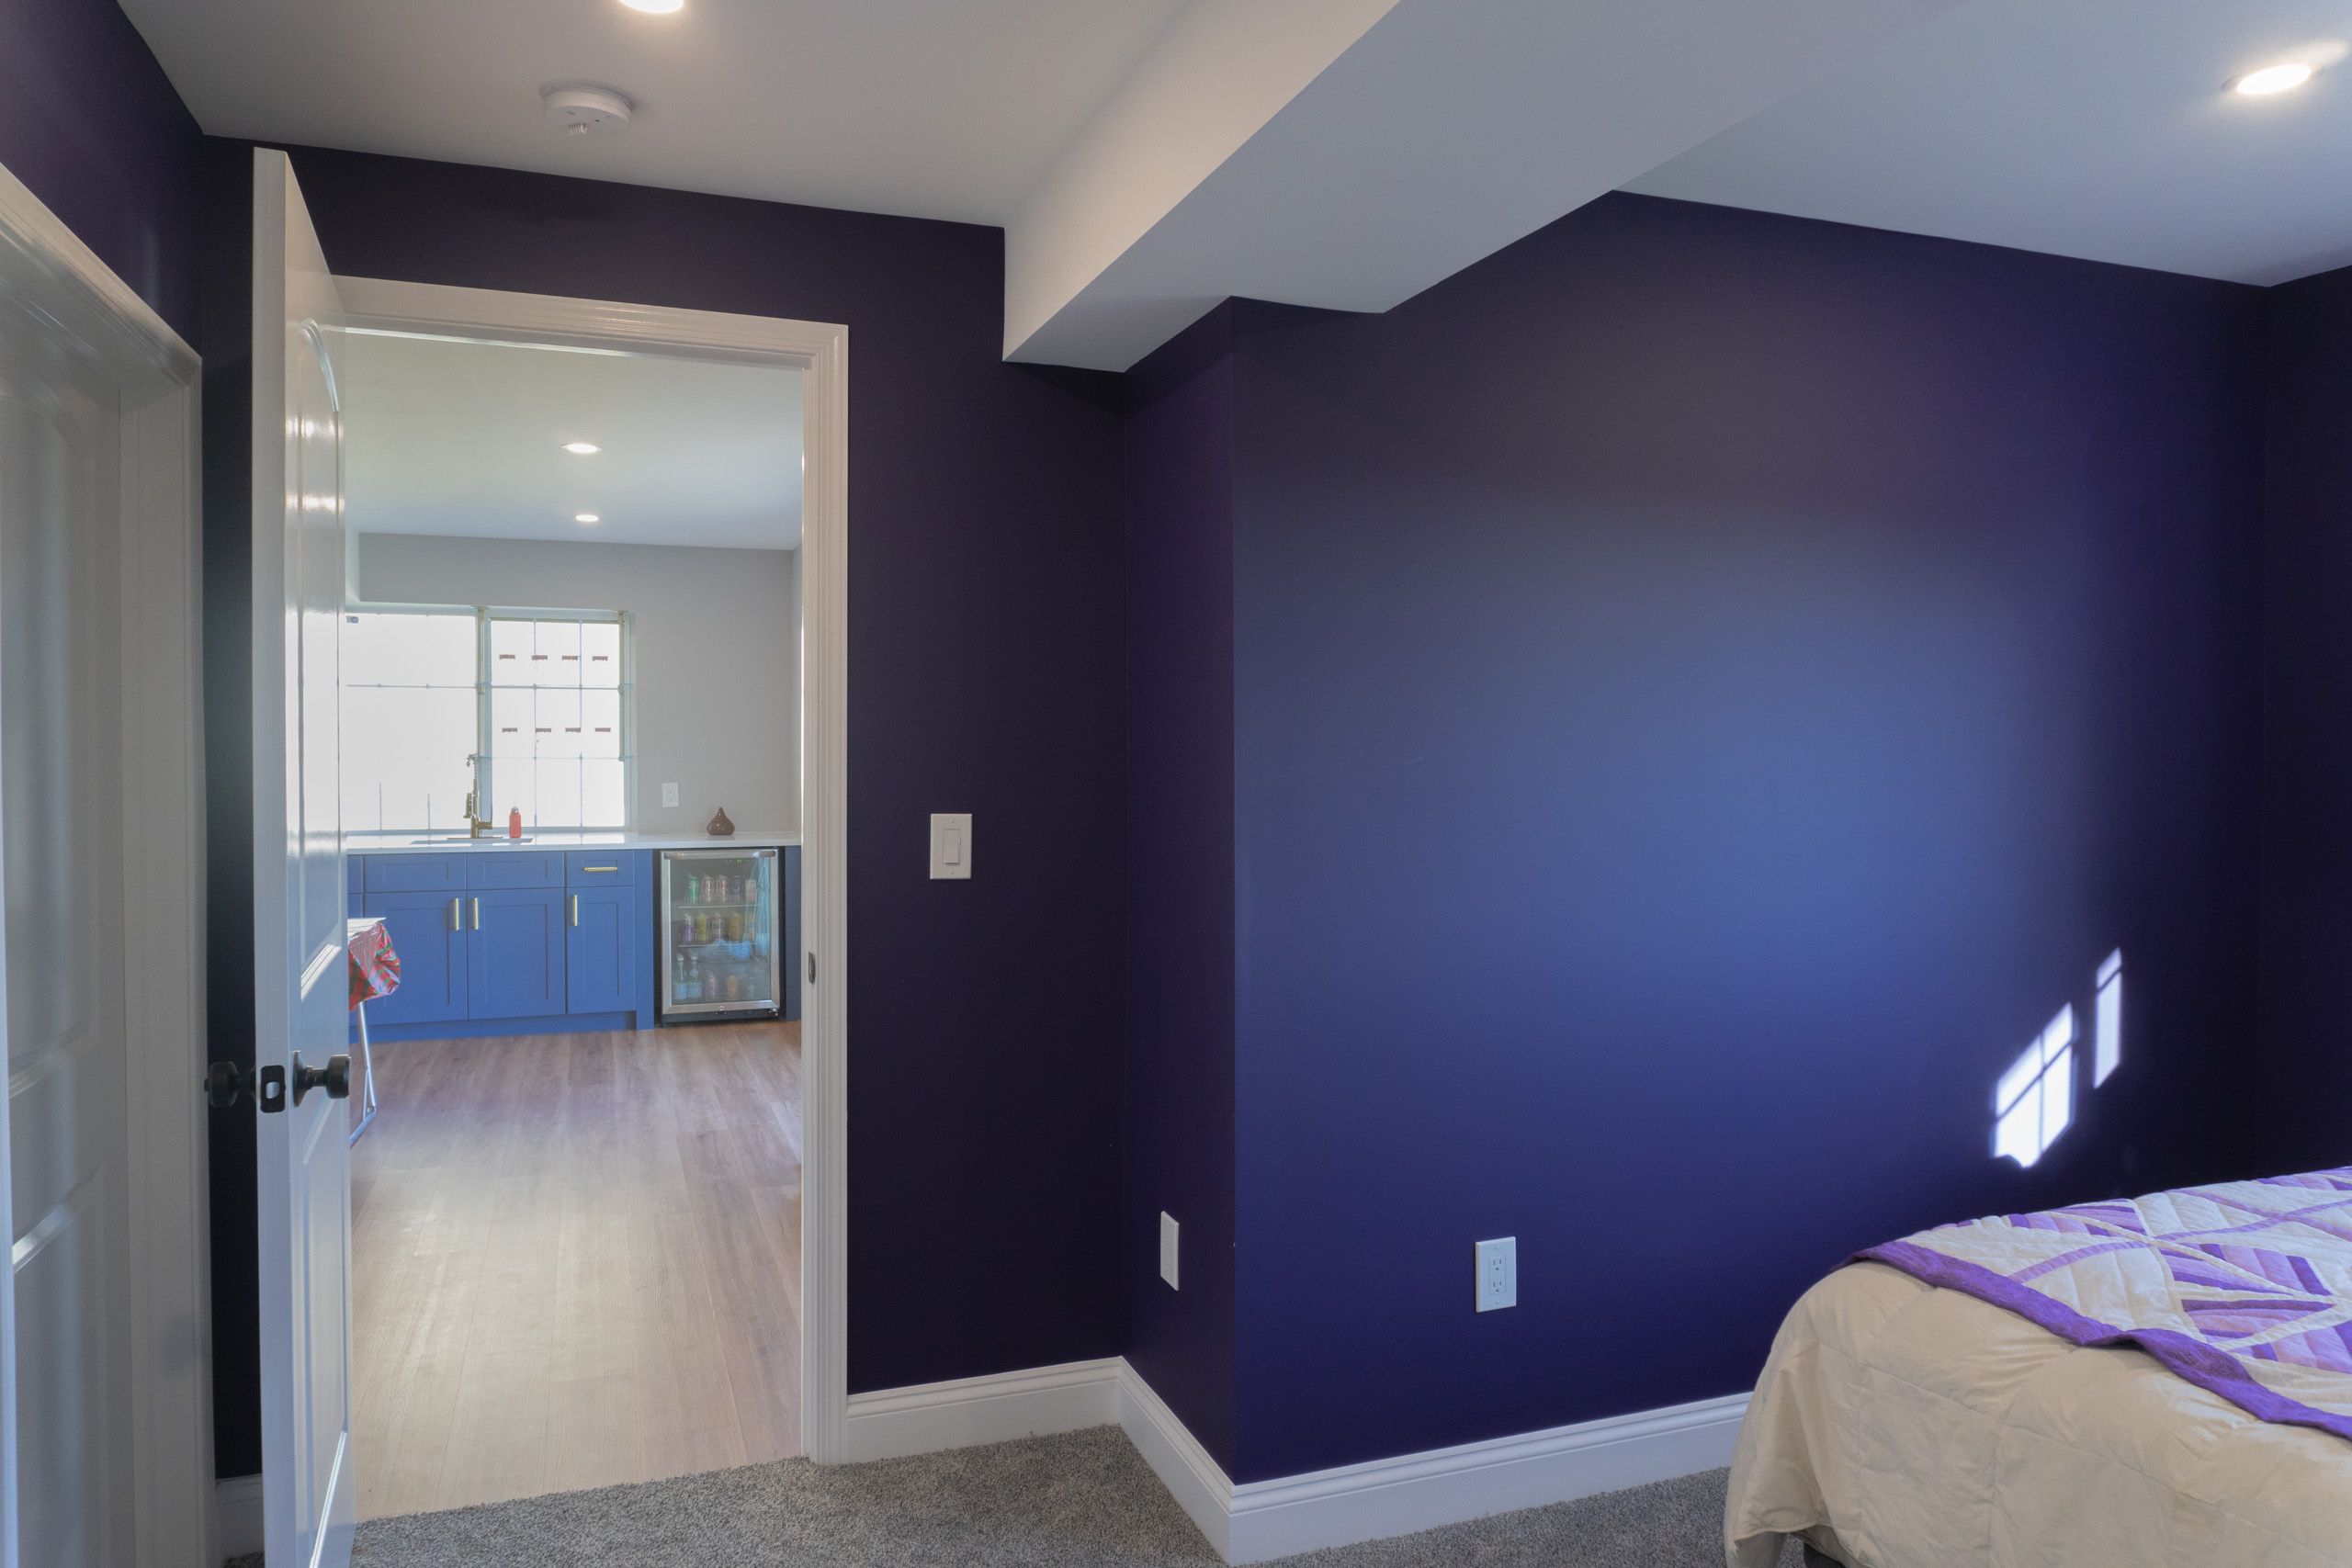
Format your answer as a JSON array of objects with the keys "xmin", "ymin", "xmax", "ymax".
[{"xmin": 1860, "ymin": 1168, "xmax": 2352, "ymax": 1443}]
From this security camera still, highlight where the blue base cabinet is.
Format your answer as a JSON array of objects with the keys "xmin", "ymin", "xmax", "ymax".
[
  {"xmin": 468, "ymin": 888, "xmax": 567, "ymax": 1019},
  {"xmin": 567, "ymin": 885, "xmax": 636, "ymax": 1014},
  {"xmin": 367, "ymin": 891, "xmax": 470, "ymax": 1028},
  {"xmin": 351, "ymin": 849, "xmax": 658, "ymax": 1043}
]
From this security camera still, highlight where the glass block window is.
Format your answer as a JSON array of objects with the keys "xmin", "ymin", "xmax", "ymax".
[
  {"xmin": 485, "ymin": 612, "xmax": 628, "ymax": 831},
  {"xmin": 340, "ymin": 610, "xmax": 482, "ymax": 834}
]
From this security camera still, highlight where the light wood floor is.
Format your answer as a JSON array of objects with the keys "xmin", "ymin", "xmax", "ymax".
[{"xmin": 350, "ymin": 1021, "xmax": 803, "ymax": 1520}]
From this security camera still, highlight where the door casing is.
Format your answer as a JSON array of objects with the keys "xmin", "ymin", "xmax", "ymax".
[
  {"xmin": 0, "ymin": 157, "xmax": 209, "ymax": 1567},
  {"xmin": 305, "ymin": 275, "xmax": 852, "ymax": 1461}
]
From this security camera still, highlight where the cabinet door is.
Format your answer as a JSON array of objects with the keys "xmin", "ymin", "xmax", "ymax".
[
  {"xmin": 566, "ymin": 884, "xmax": 636, "ymax": 1015},
  {"xmin": 363, "ymin": 890, "xmax": 470, "ymax": 1026},
  {"xmin": 467, "ymin": 887, "xmax": 566, "ymax": 1020}
]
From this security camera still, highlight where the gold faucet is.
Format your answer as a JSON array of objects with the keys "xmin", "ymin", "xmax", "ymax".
[{"xmin": 462, "ymin": 790, "xmax": 496, "ymax": 839}]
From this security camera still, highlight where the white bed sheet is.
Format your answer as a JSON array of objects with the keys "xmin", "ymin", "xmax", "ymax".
[{"xmin": 1725, "ymin": 1260, "xmax": 2352, "ymax": 1567}]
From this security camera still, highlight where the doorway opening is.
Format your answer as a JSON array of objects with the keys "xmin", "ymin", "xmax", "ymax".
[{"xmin": 292, "ymin": 272, "xmax": 849, "ymax": 1523}]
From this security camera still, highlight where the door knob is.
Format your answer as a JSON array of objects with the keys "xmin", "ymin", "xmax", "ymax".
[
  {"xmin": 289, "ymin": 1051, "xmax": 353, "ymax": 1107},
  {"xmin": 204, "ymin": 1059, "xmax": 287, "ymax": 1114}
]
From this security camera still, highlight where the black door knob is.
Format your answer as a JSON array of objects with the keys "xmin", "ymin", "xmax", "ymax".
[{"xmin": 290, "ymin": 1051, "xmax": 353, "ymax": 1106}]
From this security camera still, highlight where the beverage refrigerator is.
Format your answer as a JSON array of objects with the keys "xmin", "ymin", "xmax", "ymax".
[{"xmin": 659, "ymin": 847, "xmax": 782, "ymax": 1021}]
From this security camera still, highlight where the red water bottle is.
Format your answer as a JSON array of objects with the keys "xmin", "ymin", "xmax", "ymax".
[{"xmin": 507, "ymin": 805, "xmax": 523, "ymax": 840}]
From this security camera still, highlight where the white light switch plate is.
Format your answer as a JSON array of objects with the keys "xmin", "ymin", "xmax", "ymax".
[
  {"xmin": 1159, "ymin": 1213, "xmax": 1180, "ymax": 1290},
  {"xmin": 1476, "ymin": 1236, "xmax": 1516, "ymax": 1312},
  {"xmin": 930, "ymin": 813, "xmax": 972, "ymax": 879},
  {"xmin": 661, "ymin": 782, "xmax": 680, "ymax": 807}
]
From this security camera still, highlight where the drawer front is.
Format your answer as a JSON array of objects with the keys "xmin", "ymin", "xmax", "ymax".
[
  {"xmin": 346, "ymin": 856, "xmax": 363, "ymax": 895},
  {"xmin": 466, "ymin": 851, "xmax": 565, "ymax": 889},
  {"xmin": 565, "ymin": 851, "xmax": 639, "ymax": 887},
  {"xmin": 365, "ymin": 853, "xmax": 468, "ymax": 893}
]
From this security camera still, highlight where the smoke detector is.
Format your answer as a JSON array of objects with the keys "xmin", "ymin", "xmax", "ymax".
[{"xmin": 542, "ymin": 84, "xmax": 634, "ymax": 137}]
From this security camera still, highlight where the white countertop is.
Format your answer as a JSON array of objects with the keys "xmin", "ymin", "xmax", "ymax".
[{"xmin": 345, "ymin": 830, "xmax": 799, "ymax": 856}]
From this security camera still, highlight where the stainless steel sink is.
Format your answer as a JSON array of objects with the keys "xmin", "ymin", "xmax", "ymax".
[{"xmin": 410, "ymin": 835, "xmax": 536, "ymax": 845}]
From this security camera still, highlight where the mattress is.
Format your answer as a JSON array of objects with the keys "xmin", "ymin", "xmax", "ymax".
[{"xmin": 1724, "ymin": 1260, "xmax": 2352, "ymax": 1567}]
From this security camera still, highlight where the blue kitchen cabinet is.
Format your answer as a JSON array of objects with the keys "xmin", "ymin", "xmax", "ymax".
[
  {"xmin": 364, "ymin": 889, "xmax": 470, "ymax": 1027},
  {"xmin": 347, "ymin": 849, "xmax": 657, "ymax": 1039},
  {"xmin": 466, "ymin": 887, "xmax": 567, "ymax": 1019},
  {"xmin": 566, "ymin": 884, "xmax": 635, "ymax": 1014}
]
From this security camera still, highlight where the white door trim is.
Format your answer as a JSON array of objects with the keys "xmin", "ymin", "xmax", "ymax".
[
  {"xmin": 0, "ymin": 157, "xmax": 209, "ymax": 1568},
  {"xmin": 320, "ymin": 275, "xmax": 852, "ymax": 1462}
]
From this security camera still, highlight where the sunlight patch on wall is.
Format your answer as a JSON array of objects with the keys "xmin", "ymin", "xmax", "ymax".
[
  {"xmin": 1994, "ymin": 1005, "xmax": 2075, "ymax": 1168},
  {"xmin": 2094, "ymin": 949, "xmax": 2123, "ymax": 1086}
]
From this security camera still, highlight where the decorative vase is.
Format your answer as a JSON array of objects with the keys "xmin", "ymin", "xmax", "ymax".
[{"xmin": 707, "ymin": 806, "xmax": 735, "ymax": 837}]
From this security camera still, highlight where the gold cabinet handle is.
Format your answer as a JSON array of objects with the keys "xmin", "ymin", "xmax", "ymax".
[
  {"xmin": 448, "ymin": 897, "xmax": 459, "ymax": 931},
  {"xmin": 470, "ymin": 897, "xmax": 480, "ymax": 930},
  {"xmin": 580, "ymin": 864, "xmax": 618, "ymax": 873},
  {"xmin": 570, "ymin": 894, "xmax": 580, "ymax": 927}
]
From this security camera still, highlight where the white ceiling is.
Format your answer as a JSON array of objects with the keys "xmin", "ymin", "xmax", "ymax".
[
  {"xmin": 122, "ymin": 0, "xmax": 2352, "ymax": 373},
  {"xmin": 1630, "ymin": 0, "xmax": 2352, "ymax": 287},
  {"xmin": 1007, "ymin": 0, "xmax": 1962, "ymax": 367},
  {"xmin": 117, "ymin": 0, "xmax": 1187, "ymax": 225},
  {"xmin": 340, "ymin": 330, "xmax": 803, "ymax": 550}
]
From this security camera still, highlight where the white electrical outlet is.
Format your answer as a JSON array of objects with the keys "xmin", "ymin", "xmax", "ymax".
[
  {"xmin": 1476, "ymin": 1236, "xmax": 1517, "ymax": 1312},
  {"xmin": 1159, "ymin": 1212, "xmax": 1180, "ymax": 1290},
  {"xmin": 661, "ymin": 782, "xmax": 680, "ymax": 807}
]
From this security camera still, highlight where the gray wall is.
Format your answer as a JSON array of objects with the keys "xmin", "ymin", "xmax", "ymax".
[{"xmin": 356, "ymin": 532, "xmax": 800, "ymax": 835}]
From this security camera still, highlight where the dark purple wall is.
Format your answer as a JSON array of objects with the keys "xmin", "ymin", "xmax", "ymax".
[
  {"xmin": 0, "ymin": 5, "xmax": 2309, "ymax": 1488},
  {"xmin": 1215, "ymin": 195, "xmax": 2267, "ymax": 1481},
  {"xmin": 196, "ymin": 138, "xmax": 264, "ymax": 1479},
  {"xmin": 198, "ymin": 142, "xmax": 1127, "ymax": 1475},
  {"xmin": 1122, "ymin": 307, "xmax": 1241, "ymax": 1468},
  {"xmin": 0, "ymin": 0, "xmax": 200, "ymax": 337},
  {"xmin": 2258, "ymin": 262, "xmax": 2352, "ymax": 1177}
]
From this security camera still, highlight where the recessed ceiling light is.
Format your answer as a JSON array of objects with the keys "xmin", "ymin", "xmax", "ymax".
[
  {"xmin": 574, "ymin": 513, "xmax": 601, "ymax": 525},
  {"xmin": 2232, "ymin": 61, "xmax": 2317, "ymax": 96},
  {"xmin": 619, "ymin": 0, "xmax": 684, "ymax": 12},
  {"xmin": 563, "ymin": 442, "xmax": 601, "ymax": 455}
]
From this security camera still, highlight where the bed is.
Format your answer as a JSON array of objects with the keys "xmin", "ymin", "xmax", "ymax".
[{"xmin": 1725, "ymin": 1169, "xmax": 2352, "ymax": 1568}]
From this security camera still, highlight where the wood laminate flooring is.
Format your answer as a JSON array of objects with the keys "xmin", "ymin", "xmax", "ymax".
[{"xmin": 349, "ymin": 1021, "xmax": 802, "ymax": 1520}]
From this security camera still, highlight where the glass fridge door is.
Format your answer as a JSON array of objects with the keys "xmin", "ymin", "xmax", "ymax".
[{"xmin": 662, "ymin": 849, "xmax": 779, "ymax": 1016}]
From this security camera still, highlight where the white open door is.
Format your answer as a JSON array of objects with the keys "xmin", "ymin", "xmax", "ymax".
[{"xmin": 252, "ymin": 146, "xmax": 357, "ymax": 1568}]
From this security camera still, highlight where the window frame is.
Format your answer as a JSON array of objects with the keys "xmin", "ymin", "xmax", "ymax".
[
  {"xmin": 479, "ymin": 604, "xmax": 635, "ymax": 832},
  {"xmin": 340, "ymin": 601, "xmax": 635, "ymax": 834}
]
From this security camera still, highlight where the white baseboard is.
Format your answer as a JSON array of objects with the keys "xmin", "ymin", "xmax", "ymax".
[
  {"xmin": 668, "ymin": 1354, "xmax": 1748, "ymax": 1564},
  {"xmin": 1114, "ymin": 1360, "xmax": 1747, "ymax": 1564},
  {"xmin": 1114, "ymin": 1363, "xmax": 1238, "ymax": 1557},
  {"xmin": 1222, "ymin": 1388, "xmax": 1748, "ymax": 1562},
  {"xmin": 839, "ymin": 1357, "xmax": 1121, "ymax": 1462},
  {"xmin": 214, "ymin": 1474, "xmax": 264, "ymax": 1562}
]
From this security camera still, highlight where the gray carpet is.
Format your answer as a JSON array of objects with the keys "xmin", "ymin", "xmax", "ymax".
[{"xmin": 231, "ymin": 1426, "xmax": 1797, "ymax": 1565}]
